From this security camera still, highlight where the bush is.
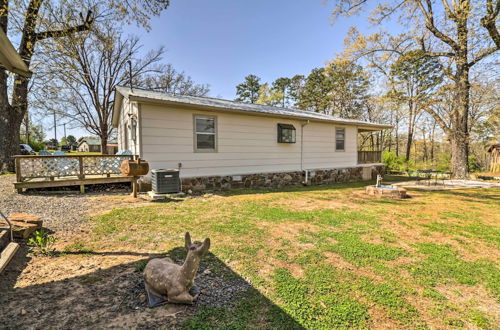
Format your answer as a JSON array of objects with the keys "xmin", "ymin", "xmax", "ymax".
[
  {"xmin": 436, "ymin": 153, "xmax": 451, "ymax": 172},
  {"xmin": 382, "ymin": 151, "xmax": 408, "ymax": 172},
  {"xmin": 27, "ymin": 229, "xmax": 57, "ymax": 256},
  {"xmin": 468, "ymin": 155, "xmax": 481, "ymax": 172}
]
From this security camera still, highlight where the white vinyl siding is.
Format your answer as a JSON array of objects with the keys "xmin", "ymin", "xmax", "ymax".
[
  {"xmin": 137, "ymin": 103, "xmax": 359, "ymax": 178},
  {"xmin": 117, "ymin": 99, "xmax": 141, "ymax": 155}
]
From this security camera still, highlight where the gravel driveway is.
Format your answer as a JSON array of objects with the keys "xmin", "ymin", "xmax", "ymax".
[{"xmin": 0, "ymin": 175, "xmax": 95, "ymax": 231}]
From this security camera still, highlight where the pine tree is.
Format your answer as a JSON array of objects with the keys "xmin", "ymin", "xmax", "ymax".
[{"xmin": 235, "ymin": 75, "xmax": 261, "ymax": 103}]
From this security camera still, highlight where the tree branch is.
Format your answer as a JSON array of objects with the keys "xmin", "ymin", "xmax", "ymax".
[
  {"xmin": 416, "ymin": 0, "xmax": 460, "ymax": 51},
  {"xmin": 469, "ymin": 46, "xmax": 498, "ymax": 66},
  {"xmin": 480, "ymin": 0, "xmax": 500, "ymax": 48},
  {"xmin": 35, "ymin": 10, "xmax": 93, "ymax": 41}
]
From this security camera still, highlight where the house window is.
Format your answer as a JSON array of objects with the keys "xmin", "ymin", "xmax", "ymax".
[
  {"xmin": 277, "ymin": 124, "xmax": 296, "ymax": 143},
  {"xmin": 335, "ymin": 128, "xmax": 345, "ymax": 151},
  {"xmin": 194, "ymin": 115, "xmax": 217, "ymax": 151}
]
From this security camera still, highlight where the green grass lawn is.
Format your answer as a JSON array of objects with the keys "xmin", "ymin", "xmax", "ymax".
[{"xmin": 78, "ymin": 177, "xmax": 499, "ymax": 329}]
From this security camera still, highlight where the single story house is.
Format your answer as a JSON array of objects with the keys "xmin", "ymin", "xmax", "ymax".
[
  {"xmin": 77, "ymin": 137, "xmax": 118, "ymax": 154},
  {"xmin": 112, "ymin": 86, "xmax": 391, "ymax": 191}
]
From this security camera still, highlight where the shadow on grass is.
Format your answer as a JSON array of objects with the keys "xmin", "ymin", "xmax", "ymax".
[{"xmin": 0, "ymin": 245, "xmax": 303, "ymax": 329}]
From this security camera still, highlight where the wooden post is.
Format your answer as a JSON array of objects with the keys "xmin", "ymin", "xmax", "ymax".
[
  {"xmin": 131, "ymin": 176, "xmax": 138, "ymax": 198},
  {"xmin": 15, "ymin": 157, "xmax": 23, "ymax": 193},
  {"xmin": 80, "ymin": 184, "xmax": 85, "ymax": 194},
  {"xmin": 78, "ymin": 156, "xmax": 84, "ymax": 179}
]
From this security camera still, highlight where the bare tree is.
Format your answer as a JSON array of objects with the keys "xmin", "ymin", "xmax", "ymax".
[
  {"xmin": 141, "ymin": 64, "xmax": 210, "ymax": 97},
  {"xmin": 40, "ymin": 26, "xmax": 163, "ymax": 154}
]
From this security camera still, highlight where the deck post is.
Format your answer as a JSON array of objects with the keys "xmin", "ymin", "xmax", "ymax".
[
  {"xmin": 78, "ymin": 156, "xmax": 85, "ymax": 179},
  {"xmin": 80, "ymin": 184, "xmax": 85, "ymax": 194},
  {"xmin": 15, "ymin": 157, "xmax": 23, "ymax": 193},
  {"xmin": 131, "ymin": 176, "xmax": 138, "ymax": 198}
]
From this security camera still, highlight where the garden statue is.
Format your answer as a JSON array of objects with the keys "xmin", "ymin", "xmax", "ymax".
[{"xmin": 143, "ymin": 232, "xmax": 210, "ymax": 307}]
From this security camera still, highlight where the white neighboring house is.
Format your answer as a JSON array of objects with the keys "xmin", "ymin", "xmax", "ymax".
[{"xmin": 112, "ymin": 87, "xmax": 390, "ymax": 190}]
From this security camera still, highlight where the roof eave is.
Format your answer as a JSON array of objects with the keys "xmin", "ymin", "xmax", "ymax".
[
  {"xmin": 112, "ymin": 89, "xmax": 125, "ymax": 128},
  {"xmin": 126, "ymin": 94, "xmax": 392, "ymax": 130},
  {"xmin": 0, "ymin": 30, "xmax": 32, "ymax": 77}
]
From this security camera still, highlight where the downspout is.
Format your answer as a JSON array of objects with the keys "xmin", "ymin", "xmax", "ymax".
[{"xmin": 301, "ymin": 120, "xmax": 310, "ymax": 184}]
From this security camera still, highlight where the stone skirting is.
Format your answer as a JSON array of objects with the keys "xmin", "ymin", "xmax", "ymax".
[{"xmin": 180, "ymin": 165, "xmax": 384, "ymax": 193}]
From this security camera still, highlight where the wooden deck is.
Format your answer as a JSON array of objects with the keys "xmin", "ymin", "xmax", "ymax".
[{"xmin": 14, "ymin": 154, "xmax": 137, "ymax": 193}]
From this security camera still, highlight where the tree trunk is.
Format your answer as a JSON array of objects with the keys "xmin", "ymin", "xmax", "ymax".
[
  {"xmin": 449, "ymin": 132, "xmax": 468, "ymax": 177},
  {"xmin": 450, "ymin": 19, "xmax": 471, "ymax": 179},
  {"xmin": 100, "ymin": 135, "xmax": 108, "ymax": 155},
  {"xmin": 25, "ymin": 112, "xmax": 30, "ymax": 145},
  {"xmin": 422, "ymin": 127, "xmax": 428, "ymax": 162},
  {"xmin": 405, "ymin": 100, "xmax": 415, "ymax": 162},
  {"xmin": 395, "ymin": 115, "xmax": 400, "ymax": 156},
  {"xmin": 405, "ymin": 130, "xmax": 413, "ymax": 162},
  {"xmin": 430, "ymin": 121, "xmax": 436, "ymax": 162},
  {"xmin": 0, "ymin": 70, "xmax": 15, "ymax": 172}
]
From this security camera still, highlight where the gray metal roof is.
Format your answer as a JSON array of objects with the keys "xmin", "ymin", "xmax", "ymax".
[{"xmin": 113, "ymin": 86, "xmax": 391, "ymax": 129}]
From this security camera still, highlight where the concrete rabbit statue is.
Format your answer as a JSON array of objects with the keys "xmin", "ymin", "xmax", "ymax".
[{"xmin": 143, "ymin": 232, "xmax": 210, "ymax": 306}]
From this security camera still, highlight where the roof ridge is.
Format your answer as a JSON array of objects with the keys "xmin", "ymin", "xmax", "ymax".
[{"xmin": 116, "ymin": 86, "xmax": 339, "ymax": 118}]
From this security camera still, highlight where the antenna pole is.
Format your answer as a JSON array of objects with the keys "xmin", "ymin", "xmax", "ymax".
[{"xmin": 127, "ymin": 53, "xmax": 133, "ymax": 92}]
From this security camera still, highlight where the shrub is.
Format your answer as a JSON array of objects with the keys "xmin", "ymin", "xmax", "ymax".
[
  {"xmin": 27, "ymin": 229, "xmax": 57, "ymax": 256},
  {"xmin": 382, "ymin": 151, "xmax": 408, "ymax": 172},
  {"xmin": 436, "ymin": 153, "xmax": 451, "ymax": 172}
]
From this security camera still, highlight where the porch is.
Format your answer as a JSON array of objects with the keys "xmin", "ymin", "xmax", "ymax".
[
  {"xmin": 357, "ymin": 128, "xmax": 384, "ymax": 164},
  {"xmin": 13, "ymin": 154, "xmax": 137, "ymax": 193}
]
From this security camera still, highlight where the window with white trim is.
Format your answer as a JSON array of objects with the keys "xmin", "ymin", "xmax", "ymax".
[
  {"xmin": 194, "ymin": 115, "xmax": 217, "ymax": 151},
  {"xmin": 335, "ymin": 128, "xmax": 345, "ymax": 151}
]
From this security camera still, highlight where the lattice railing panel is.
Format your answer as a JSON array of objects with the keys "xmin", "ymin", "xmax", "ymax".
[
  {"xmin": 17, "ymin": 155, "xmax": 134, "ymax": 179},
  {"xmin": 82, "ymin": 156, "xmax": 130, "ymax": 175}
]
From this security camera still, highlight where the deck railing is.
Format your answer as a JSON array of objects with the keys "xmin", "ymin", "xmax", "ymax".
[
  {"xmin": 13, "ymin": 154, "xmax": 137, "ymax": 193},
  {"xmin": 357, "ymin": 151, "xmax": 382, "ymax": 164}
]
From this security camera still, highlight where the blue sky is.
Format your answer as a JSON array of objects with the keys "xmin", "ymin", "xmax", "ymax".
[
  {"xmin": 53, "ymin": 0, "xmax": 376, "ymax": 139},
  {"xmin": 125, "ymin": 0, "xmax": 372, "ymax": 99}
]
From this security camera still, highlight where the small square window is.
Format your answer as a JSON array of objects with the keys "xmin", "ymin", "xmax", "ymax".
[
  {"xmin": 277, "ymin": 124, "xmax": 296, "ymax": 143},
  {"xmin": 335, "ymin": 128, "xmax": 345, "ymax": 151},
  {"xmin": 194, "ymin": 115, "xmax": 217, "ymax": 151}
]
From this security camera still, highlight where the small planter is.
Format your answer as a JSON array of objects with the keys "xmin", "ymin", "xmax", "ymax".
[{"xmin": 365, "ymin": 185, "xmax": 407, "ymax": 199}]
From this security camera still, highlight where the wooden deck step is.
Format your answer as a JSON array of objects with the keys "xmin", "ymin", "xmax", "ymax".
[
  {"xmin": 0, "ymin": 242, "xmax": 20, "ymax": 273},
  {"xmin": 0, "ymin": 229, "xmax": 9, "ymax": 250}
]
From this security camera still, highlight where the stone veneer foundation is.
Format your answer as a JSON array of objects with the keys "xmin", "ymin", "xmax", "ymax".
[{"xmin": 179, "ymin": 165, "xmax": 384, "ymax": 193}]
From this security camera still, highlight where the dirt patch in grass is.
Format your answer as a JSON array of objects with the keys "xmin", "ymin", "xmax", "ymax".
[
  {"xmin": 270, "ymin": 196, "xmax": 353, "ymax": 211},
  {"xmin": 86, "ymin": 195, "xmax": 157, "ymax": 217},
  {"xmin": 264, "ymin": 221, "xmax": 322, "ymax": 242},
  {"xmin": 436, "ymin": 284, "xmax": 500, "ymax": 322},
  {"xmin": 366, "ymin": 304, "xmax": 406, "ymax": 329}
]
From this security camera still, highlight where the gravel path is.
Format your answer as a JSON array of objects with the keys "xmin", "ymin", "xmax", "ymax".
[{"xmin": 0, "ymin": 175, "xmax": 95, "ymax": 231}]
